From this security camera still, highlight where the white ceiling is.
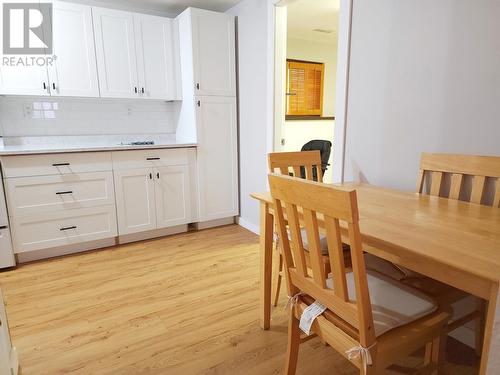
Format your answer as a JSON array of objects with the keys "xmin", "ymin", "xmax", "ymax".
[
  {"xmin": 287, "ymin": 0, "xmax": 340, "ymax": 44},
  {"xmin": 83, "ymin": 0, "xmax": 243, "ymax": 16}
]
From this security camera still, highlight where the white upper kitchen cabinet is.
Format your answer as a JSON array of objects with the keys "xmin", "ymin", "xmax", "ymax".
[
  {"xmin": 178, "ymin": 8, "xmax": 236, "ymax": 97},
  {"xmin": 93, "ymin": 7, "xmax": 139, "ymax": 99},
  {"xmin": 134, "ymin": 14, "xmax": 177, "ymax": 100},
  {"xmin": 48, "ymin": 1, "xmax": 99, "ymax": 97},
  {"xmin": 0, "ymin": 60, "xmax": 50, "ymax": 96},
  {"xmin": 154, "ymin": 165, "xmax": 192, "ymax": 228},
  {"xmin": 0, "ymin": 65, "xmax": 49, "ymax": 96},
  {"xmin": 195, "ymin": 96, "xmax": 238, "ymax": 221},
  {"xmin": 114, "ymin": 169, "xmax": 157, "ymax": 235}
]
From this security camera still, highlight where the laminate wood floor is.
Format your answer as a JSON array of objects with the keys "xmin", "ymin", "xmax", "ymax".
[{"xmin": 0, "ymin": 225, "xmax": 479, "ymax": 374}]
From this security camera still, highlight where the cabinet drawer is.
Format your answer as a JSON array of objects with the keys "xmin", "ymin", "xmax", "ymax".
[
  {"xmin": 11, "ymin": 206, "xmax": 117, "ymax": 253},
  {"xmin": 5, "ymin": 172, "xmax": 115, "ymax": 218},
  {"xmin": 1, "ymin": 152, "xmax": 112, "ymax": 178},
  {"xmin": 111, "ymin": 148, "xmax": 192, "ymax": 170}
]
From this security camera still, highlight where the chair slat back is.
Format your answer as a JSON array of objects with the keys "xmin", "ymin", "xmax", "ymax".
[
  {"xmin": 268, "ymin": 151, "xmax": 323, "ymax": 182},
  {"xmin": 268, "ymin": 173, "xmax": 376, "ymax": 347},
  {"xmin": 417, "ymin": 153, "xmax": 500, "ymax": 207}
]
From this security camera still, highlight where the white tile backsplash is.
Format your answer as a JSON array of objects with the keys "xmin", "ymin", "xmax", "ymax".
[{"xmin": 0, "ymin": 97, "xmax": 181, "ymax": 137}]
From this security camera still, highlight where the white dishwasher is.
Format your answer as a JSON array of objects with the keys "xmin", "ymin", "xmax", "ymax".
[{"xmin": 0, "ymin": 178, "xmax": 15, "ymax": 269}]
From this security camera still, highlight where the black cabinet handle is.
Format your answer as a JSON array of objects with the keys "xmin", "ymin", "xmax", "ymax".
[
  {"xmin": 196, "ymin": 83, "xmax": 200, "ymax": 90},
  {"xmin": 52, "ymin": 83, "xmax": 56, "ymax": 90},
  {"xmin": 60, "ymin": 226, "xmax": 77, "ymax": 231},
  {"xmin": 141, "ymin": 87, "xmax": 145, "ymax": 94},
  {"xmin": 52, "ymin": 163, "xmax": 70, "ymax": 167},
  {"xmin": 146, "ymin": 157, "xmax": 160, "ymax": 161},
  {"xmin": 43, "ymin": 82, "xmax": 47, "ymax": 89},
  {"xmin": 0, "ymin": 226, "xmax": 7, "ymax": 230},
  {"xmin": 149, "ymin": 173, "xmax": 153, "ymax": 180},
  {"xmin": 197, "ymin": 100, "xmax": 201, "ymax": 107},
  {"xmin": 56, "ymin": 191, "xmax": 73, "ymax": 195},
  {"xmin": 134, "ymin": 87, "xmax": 138, "ymax": 93},
  {"xmin": 156, "ymin": 172, "xmax": 160, "ymax": 179}
]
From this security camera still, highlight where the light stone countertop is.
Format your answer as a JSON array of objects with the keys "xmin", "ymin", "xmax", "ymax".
[{"xmin": 0, "ymin": 135, "xmax": 197, "ymax": 156}]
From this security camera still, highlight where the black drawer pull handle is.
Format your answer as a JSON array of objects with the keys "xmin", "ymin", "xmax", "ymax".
[
  {"xmin": 60, "ymin": 226, "xmax": 77, "ymax": 231},
  {"xmin": 146, "ymin": 157, "xmax": 160, "ymax": 161},
  {"xmin": 52, "ymin": 163, "xmax": 70, "ymax": 167},
  {"xmin": 0, "ymin": 226, "xmax": 7, "ymax": 230},
  {"xmin": 56, "ymin": 191, "xmax": 73, "ymax": 195}
]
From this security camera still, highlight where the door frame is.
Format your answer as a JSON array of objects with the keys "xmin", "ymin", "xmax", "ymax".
[{"xmin": 269, "ymin": 0, "xmax": 353, "ymax": 183}]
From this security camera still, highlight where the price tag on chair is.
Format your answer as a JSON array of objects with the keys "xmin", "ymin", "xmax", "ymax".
[{"xmin": 299, "ymin": 301, "xmax": 326, "ymax": 335}]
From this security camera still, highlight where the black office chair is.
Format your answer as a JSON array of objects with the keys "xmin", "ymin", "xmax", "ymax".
[{"xmin": 300, "ymin": 140, "xmax": 332, "ymax": 180}]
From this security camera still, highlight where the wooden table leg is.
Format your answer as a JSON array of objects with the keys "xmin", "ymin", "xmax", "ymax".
[
  {"xmin": 259, "ymin": 201, "xmax": 274, "ymax": 330},
  {"xmin": 479, "ymin": 283, "xmax": 499, "ymax": 375}
]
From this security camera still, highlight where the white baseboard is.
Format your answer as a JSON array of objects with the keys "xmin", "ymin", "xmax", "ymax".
[
  {"xmin": 236, "ymin": 217, "xmax": 259, "ymax": 235},
  {"xmin": 449, "ymin": 325, "xmax": 475, "ymax": 349}
]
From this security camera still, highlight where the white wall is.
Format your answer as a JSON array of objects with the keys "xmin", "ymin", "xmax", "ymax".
[
  {"xmin": 0, "ymin": 97, "xmax": 178, "ymax": 137},
  {"xmin": 287, "ymin": 37, "xmax": 337, "ymax": 116},
  {"xmin": 227, "ymin": 0, "xmax": 274, "ymax": 233},
  {"xmin": 344, "ymin": 0, "xmax": 500, "ymax": 190},
  {"xmin": 344, "ymin": 0, "xmax": 500, "ymax": 349}
]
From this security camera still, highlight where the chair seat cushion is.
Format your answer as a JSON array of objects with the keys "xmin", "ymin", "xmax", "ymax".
[
  {"xmin": 326, "ymin": 270, "xmax": 438, "ymax": 337},
  {"xmin": 288, "ymin": 228, "xmax": 349, "ymax": 256},
  {"xmin": 364, "ymin": 253, "xmax": 407, "ymax": 281}
]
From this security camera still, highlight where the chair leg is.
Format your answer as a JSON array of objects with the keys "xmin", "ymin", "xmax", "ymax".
[
  {"xmin": 272, "ymin": 251, "xmax": 283, "ymax": 307},
  {"xmin": 361, "ymin": 364, "xmax": 378, "ymax": 375},
  {"xmin": 284, "ymin": 308, "xmax": 301, "ymax": 375},
  {"xmin": 475, "ymin": 298, "xmax": 486, "ymax": 357},
  {"xmin": 424, "ymin": 342, "xmax": 433, "ymax": 366},
  {"xmin": 431, "ymin": 335, "xmax": 445, "ymax": 375}
]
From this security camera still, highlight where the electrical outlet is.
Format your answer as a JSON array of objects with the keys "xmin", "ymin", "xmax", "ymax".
[{"xmin": 23, "ymin": 103, "xmax": 33, "ymax": 117}]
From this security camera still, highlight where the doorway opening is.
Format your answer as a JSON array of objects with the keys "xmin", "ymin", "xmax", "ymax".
[{"xmin": 273, "ymin": 0, "xmax": 351, "ymax": 183}]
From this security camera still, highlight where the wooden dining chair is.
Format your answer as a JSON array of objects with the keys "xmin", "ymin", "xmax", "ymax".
[
  {"xmin": 268, "ymin": 151, "xmax": 348, "ymax": 307},
  {"xmin": 411, "ymin": 153, "xmax": 500, "ymax": 356},
  {"xmin": 269, "ymin": 173, "xmax": 450, "ymax": 375}
]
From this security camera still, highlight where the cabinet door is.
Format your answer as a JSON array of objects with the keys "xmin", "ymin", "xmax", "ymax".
[
  {"xmin": 196, "ymin": 96, "xmax": 238, "ymax": 221},
  {"xmin": 191, "ymin": 9, "xmax": 236, "ymax": 97},
  {"xmin": 93, "ymin": 7, "xmax": 139, "ymax": 99},
  {"xmin": 0, "ymin": 65, "xmax": 49, "ymax": 96},
  {"xmin": 114, "ymin": 168, "xmax": 156, "ymax": 235},
  {"xmin": 0, "ymin": 1, "xmax": 50, "ymax": 96},
  {"xmin": 154, "ymin": 165, "xmax": 192, "ymax": 228},
  {"xmin": 134, "ymin": 14, "xmax": 176, "ymax": 100},
  {"xmin": 48, "ymin": 1, "xmax": 99, "ymax": 97}
]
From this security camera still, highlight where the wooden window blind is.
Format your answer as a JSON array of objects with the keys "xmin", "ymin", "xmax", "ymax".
[{"xmin": 286, "ymin": 60, "xmax": 324, "ymax": 116}]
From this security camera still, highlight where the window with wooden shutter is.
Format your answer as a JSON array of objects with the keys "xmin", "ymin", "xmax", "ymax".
[{"xmin": 286, "ymin": 60, "xmax": 324, "ymax": 116}]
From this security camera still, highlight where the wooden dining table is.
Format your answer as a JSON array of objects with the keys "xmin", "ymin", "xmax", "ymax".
[{"xmin": 251, "ymin": 183, "xmax": 500, "ymax": 375}]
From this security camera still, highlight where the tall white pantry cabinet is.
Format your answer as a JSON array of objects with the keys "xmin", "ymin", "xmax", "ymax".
[{"xmin": 177, "ymin": 8, "xmax": 239, "ymax": 223}]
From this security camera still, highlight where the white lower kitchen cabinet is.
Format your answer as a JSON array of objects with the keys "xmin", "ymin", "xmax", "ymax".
[
  {"xmin": 112, "ymin": 149, "xmax": 196, "ymax": 236},
  {"xmin": 195, "ymin": 96, "xmax": 238, "ymax": 221},
  {"xmin": 155, "ymin": 165, "xmax": 192, "ymax": 228},
  {"xmin": 10, "ymin": 205, "xmax": 118, "ymax": 253},
  {"xmin": 114, "ymin": 168, "xmax": 157, "ymax": 235}
]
